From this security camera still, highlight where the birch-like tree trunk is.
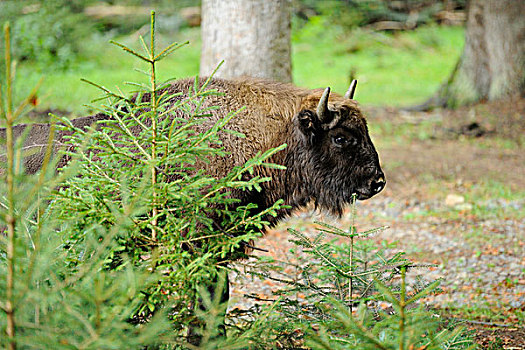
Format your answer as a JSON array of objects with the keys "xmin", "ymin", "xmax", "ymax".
[
  {"xmin": 200, "ymin": 0, "xmax": 292, "ymax": 83},
  {"xmin": 439, "ymin": 0, "xmax": 525, "ymax": 106}
]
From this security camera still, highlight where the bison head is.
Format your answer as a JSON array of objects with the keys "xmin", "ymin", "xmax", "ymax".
[{"xmin": 292, "ymin": 80, "xmax": 385, "ymax": 215}]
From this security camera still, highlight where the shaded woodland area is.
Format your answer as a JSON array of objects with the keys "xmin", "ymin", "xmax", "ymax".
[{"xmin": 1, "ymin": 1, "xmax": 524, "ymax": 349}]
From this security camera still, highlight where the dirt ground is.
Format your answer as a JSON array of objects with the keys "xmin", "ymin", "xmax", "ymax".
[
  {"xmin": 371, "ymin": 95, "xmax": 525, "ymax": 196},
  {"xmin": 374, "ymin": 98, "xmax": 525, "ymax": 348},
  {"xmin": 230, "ymin": 96, "xmax": 525, "ymax": 349}
]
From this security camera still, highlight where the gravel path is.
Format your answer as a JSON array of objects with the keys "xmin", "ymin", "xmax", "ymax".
[{"xmin": 229, "ymin": 196, "xmax": 525, "ymax": 314}]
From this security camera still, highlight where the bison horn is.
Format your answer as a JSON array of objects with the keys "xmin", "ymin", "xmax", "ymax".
[
  {"xmin": 317, "ymin": 87, "xmax": 331, "ymax": 123},
  {"xmin": 344, "ymin": 79, "xmax": 358, "ymax": 99}
]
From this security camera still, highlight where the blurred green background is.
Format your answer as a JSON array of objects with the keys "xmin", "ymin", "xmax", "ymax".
[{"xmin": 0, "ymin": 0, "xmax": 465, "ymax": 114}]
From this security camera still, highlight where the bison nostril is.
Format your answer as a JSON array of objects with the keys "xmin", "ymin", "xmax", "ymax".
[{"xmin": 371, "ymin": 176, "xmax": 385, "ymax": 194}]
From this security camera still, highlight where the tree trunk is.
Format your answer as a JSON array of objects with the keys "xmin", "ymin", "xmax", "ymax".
[
  {"xmin": 200, "ymin": 0, "xmax": 292, "ymax": 83},
  {"xmin": 438, "ymin": 0, "xmax": 525, "ymax": 107}
]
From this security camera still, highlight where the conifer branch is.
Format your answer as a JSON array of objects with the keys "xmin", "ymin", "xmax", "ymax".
[
  {"xmin": 4, "ymin": 21, "xmax": 17, "ymax": 350},
  {"xmin": 149, "ymin": 11, "xmax": 158, "ymax": 244}
]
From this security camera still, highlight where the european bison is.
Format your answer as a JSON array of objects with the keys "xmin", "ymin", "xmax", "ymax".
[
  {"xmin": 1, "ymin": 77, "xmax": 385, "ymax": 222},
  {"xmin": 1, "ymin": 77, "xmax": 385, "ymax": 338}
]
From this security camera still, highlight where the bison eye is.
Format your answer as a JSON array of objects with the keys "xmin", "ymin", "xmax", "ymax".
[
  {"xmin": 334, "ymin": 136, "xmax": 347, "ymax": 145},
  {"xmin": 332, "ymin": 135, "xmax": 356, "ymax": 147}
]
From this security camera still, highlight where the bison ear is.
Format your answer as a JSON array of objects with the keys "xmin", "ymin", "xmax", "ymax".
[{"xmin": 297, "ymin": 109, "xmax": 319, "ymax": 137}]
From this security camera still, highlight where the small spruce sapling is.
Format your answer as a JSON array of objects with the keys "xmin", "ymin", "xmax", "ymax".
[
  {"xmin": 1, "ymin": 21, "xmax": 171, "ymax": 350},
  {"xmin": 50, "ymin": 11, "xmax": 285, "ymax": 346},
  {"xmin": 236, "ymin": 197, "xmax": 474, "ymax": 349}
]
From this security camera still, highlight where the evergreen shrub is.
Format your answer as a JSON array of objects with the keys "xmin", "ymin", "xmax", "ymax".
[{"xmin": 1, "ymin": 13, "xmax": 283, "ymax": 349}]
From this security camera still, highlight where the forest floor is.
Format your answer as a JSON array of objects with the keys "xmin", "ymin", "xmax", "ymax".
[{"xmin": 230, "ymin": 96, "xmax": 525, "ymax": 349}]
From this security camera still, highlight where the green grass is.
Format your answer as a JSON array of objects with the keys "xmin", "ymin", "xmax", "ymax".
[
  {"xmin": 443, "ymin": 303, "xmax": 525, "ymax": 325},
  {"xmin": 368, "ymin": 120, "xmax": 438, "ymax": 149},
  {"xmin": 14, "ymin": 28, "xmax": 201, "ymax": 116},
  {"xmin": 400, "ymin": 179, "xmax": 525, "ymax": 221},
  {"xmin": 292, "ymin": 18, "xmax": 464, "ymax": 106},
  {"xmin": 13, "ymin": 21, "xmax": 464, "ymax": 115}
]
